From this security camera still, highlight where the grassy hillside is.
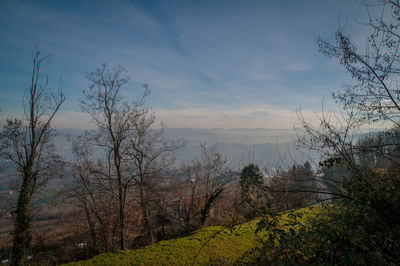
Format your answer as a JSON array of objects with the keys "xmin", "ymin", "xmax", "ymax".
[{"xmin": 65, "ymin": 207, "xmax": 316, "ymax": 265}]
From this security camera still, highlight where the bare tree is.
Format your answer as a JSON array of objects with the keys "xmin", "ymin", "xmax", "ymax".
[
  {"xmin": 298, "ymin": 0, "xmax": 400, "ymax": 198},
  {"xmin": 180, "ymin": 144, "xmax": 228, "ymax": 227},
  {"xmin": 80, "ymin": 64, "xmax": 181, "ymax": 248},
  {"xmin": 282, "ymin": 5, "xmax": 400, "ymax": 260},
  {"xmin": 128, "ymin": 120, "xmax": 181, "ymax": 244},
  {"xmin": 0, "ymin": 49, "xmax": 65, "ymax": 265},
  {"xmin": 291, "ymin": 0, "xmax": 400, "ymax": 217},
  {"xmin": 68, "ymin": 138, "xmax": 119, "ymax": 253},
  {"xmin": 80, "ymin": 64, "xmax": 150, "ymax": 250},
  {"xmin": 198, "ymin": 144, "xmax": 227, "ymax": 225},
  {"xmin": 180, "ymin": 162, "xmax": 204, "ymax": 233},
  {"xmin": 317, "ymin": 0, "xmax": 400, "ymax": 126}
]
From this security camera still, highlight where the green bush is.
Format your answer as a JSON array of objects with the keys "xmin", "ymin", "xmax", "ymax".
[{"xmin": 243, "ymin": 167, "xmax": 400, "ymax": 265}]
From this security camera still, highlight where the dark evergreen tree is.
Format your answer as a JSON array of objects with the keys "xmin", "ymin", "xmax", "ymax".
[{"xmin": 240, "ymin": 164, "xmax": 263, "ymax": 196}]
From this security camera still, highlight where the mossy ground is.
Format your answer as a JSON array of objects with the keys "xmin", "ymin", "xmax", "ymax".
[{"xmin": 65, "ymin": 207, "xmax": 319, "ymax": 265}]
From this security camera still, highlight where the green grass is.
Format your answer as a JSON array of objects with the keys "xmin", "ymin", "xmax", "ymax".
[{"xmin": 65, "ymin": 207, "xmax": 319, "ymax": 265}]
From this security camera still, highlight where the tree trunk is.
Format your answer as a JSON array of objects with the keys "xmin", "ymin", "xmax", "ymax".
[
  {"xmin": 83, "ymin": 204, "xmax": 98, "ymax": 253},
  {"xmin": 11, "ymin": 172, "xmax": 32, "ymax": 266},
  {"xmin": 118, "ymin": 191, "xmax": 125, "ymax": 250},
  {"xmin": 140, "ymin": 187, "xmax": 154, "ymax": 244}
]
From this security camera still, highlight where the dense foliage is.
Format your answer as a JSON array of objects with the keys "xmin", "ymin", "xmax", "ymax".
[{"xmin": 245, "ymin": 163, "xmax": 400, "ymax": 265}]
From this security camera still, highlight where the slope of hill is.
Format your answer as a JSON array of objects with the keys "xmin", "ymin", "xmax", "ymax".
[
  {"xmin": 65, "ymin": 220, "xmax": 261, "ymax": 265},
  {"xmin": 64, "ymin": 207, "xmax": 317, "ymax": 265}
]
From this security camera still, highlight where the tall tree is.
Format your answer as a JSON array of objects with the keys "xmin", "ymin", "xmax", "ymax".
[
  {"xmin": 81, "ymin": 64, "xmax": 149, "ymax": 250},
  {"xmin": 0, "ymin": 49, "xmax": 65, "ymax": 265}
]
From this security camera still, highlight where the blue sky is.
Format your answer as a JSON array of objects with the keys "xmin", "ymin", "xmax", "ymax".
[{"xmin": 0, "ymin": 0, "xmax": 369, "ymax": 129}]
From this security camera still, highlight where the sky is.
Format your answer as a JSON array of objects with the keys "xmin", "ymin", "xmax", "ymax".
[{"xmin": 0, "ymin": 0, "xmax": 371, "ymax": 130}]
